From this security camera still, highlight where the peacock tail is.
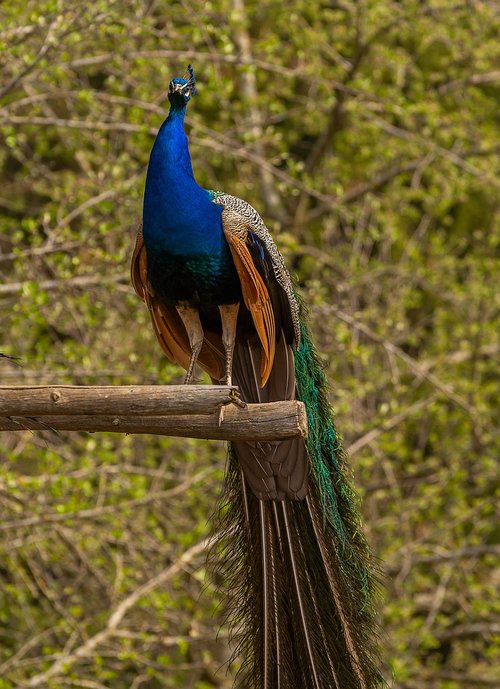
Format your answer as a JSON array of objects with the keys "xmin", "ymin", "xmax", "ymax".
[{"xmin": 211, "ymin": 300, "xmax": 385, "ymax": 689}]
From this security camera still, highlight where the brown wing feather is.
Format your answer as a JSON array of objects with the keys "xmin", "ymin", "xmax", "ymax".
[
  {"xmin": 131, "ymin": 227, "xmax": 224, "ymax": 380},
  {"xmin": 131, "ymin": 226, "xmax": 148, "ymax": 302},
  {"xmin": 221, "ymin": 218, "xmax": 276, "ymax": 387}
]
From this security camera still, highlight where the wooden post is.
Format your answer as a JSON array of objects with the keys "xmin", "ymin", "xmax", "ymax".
[{"xmin": 0, "ymin": 385, "xmax": 307, "ymax": 441}]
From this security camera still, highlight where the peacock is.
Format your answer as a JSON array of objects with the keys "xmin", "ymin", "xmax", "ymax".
[{"xmin": 131, "ymin": 65, "xmax": 385, "ymax": 689}]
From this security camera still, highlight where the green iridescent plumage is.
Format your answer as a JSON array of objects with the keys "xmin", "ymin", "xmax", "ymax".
[{"xmin": 211, "ymin": 301, "xmax": 385, "ymax": 689}]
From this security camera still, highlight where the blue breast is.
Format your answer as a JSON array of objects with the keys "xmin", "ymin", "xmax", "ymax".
[{"xmin": 142, "ymin": 107, "xmax": 240, "ymax": 306}]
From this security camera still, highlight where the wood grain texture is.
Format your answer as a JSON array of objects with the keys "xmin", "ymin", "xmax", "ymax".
[
  {"xmin": 0, "ymin": 400, "xmax": 307, "ymax": 441},
  {"xmin": 0, "ymin": 385, "xmax": 238, "ymax": 416}
]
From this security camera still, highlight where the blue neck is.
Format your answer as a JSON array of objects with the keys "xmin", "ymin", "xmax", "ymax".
[
  {"xmin": 142, "ymin": 105, "xmax": 223, "ymax": 254},
  {"xmin": 155, "ymin": 105, "xmax": 194, "ymax": 179}
]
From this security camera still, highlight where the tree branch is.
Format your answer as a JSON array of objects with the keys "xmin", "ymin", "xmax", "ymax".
[
  {"xmin": 321, "ymin": 304, "xmax": 478, "ymax": 418},
  {"xmin": 0, "ymin": 272, "xmax": 127, "ymax": 295},
  {"xmin": 0, "ymin": 468, "xmax": 215, "ymax": 532},
  {"xmin": 0, "ymin": 17, "xmax": 61, "ymax": 100},
  {"xmin": 437, "ymin": 622, "xmax": 500, "ymax": 641},
  {"xmin": 231, "ymin": 0, "xmax": 283, "ymax": 218},
  {"xmin": 23, "ymin": 538, "xmax": 209, "ymax": 688}
]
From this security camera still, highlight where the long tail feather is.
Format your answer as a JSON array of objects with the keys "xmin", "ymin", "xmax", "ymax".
[
  {"xmin": 306, "ymin": 494, "xmax": 367, "ymax": 689},
  {"xmin": 259, "ymin": 499, "xmax": 271, "ymax": 689},
  {"xmin": 211, "ymin": 305, "xmax": 385, "ymax": 688},
  {"xmin": 290, "ymin": 504, "xmax": 342, "ymax": 689},
  {"xmin": 269, "ymin": 503, "xmax": 282, "ymax": 689},
  {"xmin": 280, "ymin": 500, "xmax": 322, "ymax": 689}
]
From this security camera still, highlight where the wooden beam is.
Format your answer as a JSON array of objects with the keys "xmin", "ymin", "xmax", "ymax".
[
  {"xmin": 0, "ymin": 385, "xmax": 238, "ymax": 416},
  {"xmin": 0, "ymin": 385, "xmax": 307, "ymax": 441},
  {"xmin": 0, "ymin": 401, "xmax": 308, "ymax": 441}
]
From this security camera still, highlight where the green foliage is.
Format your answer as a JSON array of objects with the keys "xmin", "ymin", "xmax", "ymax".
[{"xmin": 0, "ymin": 0, "xmax": 498, "ymax": 687}]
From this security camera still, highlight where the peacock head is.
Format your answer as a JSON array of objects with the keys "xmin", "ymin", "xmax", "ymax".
[{"xmin": 168, "ymin": 65, "xmax": 196, "ymax": 108}]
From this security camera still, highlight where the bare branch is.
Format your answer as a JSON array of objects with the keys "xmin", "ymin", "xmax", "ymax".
[
  {"xmin": 386, "ymin": 544, "xmax": 500, "ymax": 574},
  {"xmin": 0, "ymin": 115, "xmax": 342, "ymax": 209},
  {"xmin": 231, "ymin": 0, "xmax": 283, "ymax": 218},
  {"xmin": 437, "ymin": 622, "xmax": 500, "ymax": 641},
  {"xmin": 50, "ymin": 175, "xmax": 139, "ymax": 235},
  {"xmin": 0, "ymin": 468, "xmax": 215, "ymax": 532},
  {"xmin": 434, "ymin": 672, "xmax": 499, "ymax": 686},
  {"xmin": 0, "ymin": 241, "xmax": 81, "ymax": 264},
  {"xmin": 0, "ymin": 272, "xmax": 127, "ymax": 296},
  {"xmin": 438, "ymin": 70, "xmax": 500, "ymax": 94},
  {"xmin": 23, "ymin": 538, "xmax": 209, "ymax": 688},
  {"xmin": 321, "ymin": 304, "xmax": 478, "ymax": 418},
  {"xmin": 0, "ymin": 17, "xmax": 62, "ymax": 100},
  {"xmin": 365, "ymin": 112, "xmax": 499, "ymax": 185},
  {"xmin": 348, "ymin": 395, "xmax": 438, "ymax": 455}
]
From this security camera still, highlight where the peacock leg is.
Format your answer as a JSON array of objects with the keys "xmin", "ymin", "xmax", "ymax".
[
  {"xmin": 219, "ymin": 303, "xmax": 240, "ymax": 386},
  {"xmin": 176, "ymin": 303, "xmax": 205, "ymax": 384}
]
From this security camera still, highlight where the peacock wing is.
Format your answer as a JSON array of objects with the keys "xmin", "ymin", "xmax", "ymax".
[
  {"xmin": 213, "ymin": 192, "xmax": 300, "ymax": 349},
  {"xmin": 131, "ymin": 227, "xmax": 224, "ymax": 380},
  {"xmin": 220, "ymin": 207, "xmax": 276, "ymax": 386}
]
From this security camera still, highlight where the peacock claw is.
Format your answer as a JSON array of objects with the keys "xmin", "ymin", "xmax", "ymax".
[{"xmin": 229, "ymin": 389, "xmax": 246, "ymax": 408}]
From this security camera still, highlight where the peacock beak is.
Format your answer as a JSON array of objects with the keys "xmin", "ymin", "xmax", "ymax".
[{"xmin": 169, "ymin": 82, "xmax": 184, "ymax": 94}]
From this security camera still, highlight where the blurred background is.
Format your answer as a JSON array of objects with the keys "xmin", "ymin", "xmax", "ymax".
[{"xmin": 0, "ymin": 1, "xmax": 498, "ymax": 687}]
